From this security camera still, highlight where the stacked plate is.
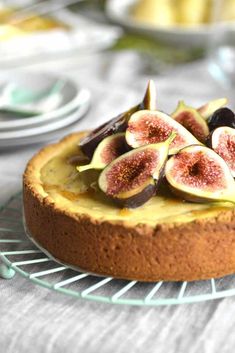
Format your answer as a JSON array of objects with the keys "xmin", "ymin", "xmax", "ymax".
[{"xmin": 0, "ymin": 71, "xmax": 91, "ymax": 148}]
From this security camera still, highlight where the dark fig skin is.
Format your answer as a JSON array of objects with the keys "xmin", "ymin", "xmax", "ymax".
[
  {"xmin": 110, "ymin": 183, "xmax": 157, "ymax": 209},
  {"xmin": 208, "ymin": 107, "xmax": 235, "ymax": 131},
  {"xmin": 205, "ymin": 132, "xmax": 213, "ymax": 149},
  {"xmin": 108, "ymin": 169, "xmax": 166, "ymax": 208},
  {"xmin": 79, "ymin": 108, "xmax": 136, "ymax": 159},
  {"xmin": 167, "ymin": 184, "xmax": 218, "ymax": 204},
  {"xmin": 67, "ymin": 154, "xmax": 90, "ymax": 166}
]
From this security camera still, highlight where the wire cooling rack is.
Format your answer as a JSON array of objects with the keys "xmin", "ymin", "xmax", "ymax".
[{"xmin": 1, "ymin": 192, "xmax": 235, "ymax": 306}]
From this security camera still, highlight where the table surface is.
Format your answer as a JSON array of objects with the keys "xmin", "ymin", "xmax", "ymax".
[{"xmin": 0, "ymin": 51, "xmax": 234, "ymax": 353}]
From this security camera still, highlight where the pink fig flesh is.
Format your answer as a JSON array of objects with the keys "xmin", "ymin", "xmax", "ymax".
[
  {"xmin": 98, "ymin": 137, "xmax": 172, "ymax": 208},
  {"xmin": 169, "ymin": 151, "xmax": 225, "ymax": 190},
  {"xmin": 126, "ymin": 110, "xmax": 200, "ymax": 154},
  {"xmin": 77, "ymin": 133, "xmax": 127, "ymax": 172},
  {"xmin": 172, "ymin": 101, "xmax": 209, "ymax": 143},
  {"xmin": 100, "ymin": 134, "xmax": 127, "ymax": 165},
  {"xmin": 209, "ymin": 126, "xmax": 235, "ymax": 177},
  {"xmin": 165, "ymin": 145, "xmax": 235, "ymax": 203},
  {"xmin": 105, "ymin": 149, "xmax": 159, "ymax": 197}
]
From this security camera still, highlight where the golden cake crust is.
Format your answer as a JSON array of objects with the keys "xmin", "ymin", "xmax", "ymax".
[{"xmin": 23, "ymin": 132, "xmax": 235, "ymax": 281}]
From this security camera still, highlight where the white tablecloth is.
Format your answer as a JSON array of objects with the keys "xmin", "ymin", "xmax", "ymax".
[{"xmin": 0, "ymin": 52, "xmax": 233, "ymax": 353}]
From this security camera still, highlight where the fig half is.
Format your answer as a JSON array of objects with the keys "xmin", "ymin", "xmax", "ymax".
[
  {"xmin": 126, "ymin": 110, "xmax": 200, "ymax": 155},
  {"xmin": 98, "ymin": 133, "xmax": 175, "ymax": 208},
  {"xmin": 77, "ymin": 133, "xmax": 126, "ymax": 172},
  {"xmin": 172, "ymin": 101, "xmax": 209, "ymax": 143},
  {"xmin": 79, "ymin": 80, "xmax": 157, "ymax": 159},
  {"xmin": 78, "ymin": 109, "xmax": 134, "ymax": 160},
  {"xmin": 208, "ymin": 126, "xmax": 235, "ymax": 177},
  {"xmin": 197, "ymin": 98, "xmax": 228, "ymax": 120},
  {"xmin": 165, "ymin": 145, "xmax": 235, "ymax": 204}
]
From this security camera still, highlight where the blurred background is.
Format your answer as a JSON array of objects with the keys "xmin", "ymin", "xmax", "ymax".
[
  {"xmin": 0, "ymin": 0, "xmax": 235, "ymax": 148},
  {"xmin": 0, "ymin": 0, "xmax": 235, "ymax": 66}
]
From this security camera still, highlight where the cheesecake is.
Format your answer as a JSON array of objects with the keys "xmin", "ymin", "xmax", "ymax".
[{"xmin": 23, "ymin": 132, "xmax": 235, "ymax": 282}]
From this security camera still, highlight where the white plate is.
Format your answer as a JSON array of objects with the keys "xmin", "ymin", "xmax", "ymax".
[
  {"xmin": 0, "ymin": 99, "xmax": 89, "ymax": 148},
  {"xmin": 0, "ymin": 120, "xmax": 80, "ymax": 149},
  {"xmin": 0, "ymin": 71, "xmax": 90, "ymax": 130},
  {"xmin": 106, "ymin": 0, "xmax": 235, "ymax": 48}
]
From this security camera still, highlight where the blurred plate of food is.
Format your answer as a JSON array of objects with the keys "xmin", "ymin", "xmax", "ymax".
[
  {"xmin": 0, "ymin": 4, "xmax": 121, "ymax": 65},
  {"xmin": 106, "ymin": 0, "xmax": 235, "ymax": 48}
]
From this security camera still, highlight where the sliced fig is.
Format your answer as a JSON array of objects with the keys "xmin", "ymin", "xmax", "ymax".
[
  {"xmin": 140, "ymin": 79, "xmax": 157, "ymax": 111},
  {"xmin": 208, "ymin": 126, "xmax": 235, "ymax": 177},
  {"xmin": 172, "ymin": 101, "xmax": 209, "ymax": 143},
  {"xmin": 77, "ymin": 133, "xmax": 126, "ymax": 172},
  {"xmin": 98, "ymin": 134, "xmax": 175, "ymax": 208},
  {"xmin": 126, "ymin": 110, "xmax": 200, "ymax": 155},
  {"xmin": 79, "ymin": 80, "xmax": 157, "ymax": 159},
  {"xmin": 197, "ymin": 98, "xmax": 228, "ymax": 120},
  {"xmin": 165, "ymin": 145, "xmax": 235, "ymax": 204},
  {"xmin": 207, "ymin": 107, "xmax": 235, "ymax": 131},
  {"xmin": 79, "ymin": 109, "xmax": 134, "ymax": 160}
]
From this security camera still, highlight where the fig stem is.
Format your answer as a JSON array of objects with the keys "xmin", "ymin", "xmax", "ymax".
[
  {"xmin": 167, "ymin": 131, "xmax": 177, "ymax": 145},
  {"xmin": 142, "ymin": 79, "xmax": 157, "ymax": 111},
  {"xmin": 77, "ymin": 164, "xmax": 96, "ymax": 173}
]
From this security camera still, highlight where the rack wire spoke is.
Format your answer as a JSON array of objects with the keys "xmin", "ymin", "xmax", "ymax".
[
  {"xmin": 111, "ymin": 281, "xmax": 137, "ymax": 302},
  {"xmin": 29, "ymin": 266, "xmax": 67, "ymax": 279},
  {"xmin": 144, "ymin": 281, "xmax": 163, "ymax": 303},
  {"xmin": 211, "ymin": 278, "xmax": 217, "ymax": 294},
  {"xmin": 0, "ymin": 239, "xmax": 24, "ymax": 243},
  {"xmin": 0, "ymin": 228, "xmax": 24, "ymax": 234},
  {"xmin": 53, "ymin": 273, "xmax": 89, "ymax": 289},
  {"xmin": 81, "ymin": 277, "xmax": 113, "ymax": 297},
  {"xmin": 1, "ymin": 192, "xmax": 235, "ymax": 306},
  {"xmin": 177, "ymin": 281, "xmax": 187, "ymax": 300},
  {"xmin": 11, "ymin": 258, "xmax": 51, "ymax": 267},
  {"xmin": 1, "ymin": 250, "xmax": 42, "ymax": 255}
]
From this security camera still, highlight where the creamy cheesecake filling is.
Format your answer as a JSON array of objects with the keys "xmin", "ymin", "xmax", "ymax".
[{"xmin": 40, "ymin": 141, "xmax": 234, "ymax": 226}]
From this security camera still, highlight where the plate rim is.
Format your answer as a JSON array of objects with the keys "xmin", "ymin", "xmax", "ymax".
[
  {"xmin": 0, "ymin": 100, "xmax": 89, "ymax": 147},
  {"xmin": 106, "ymin": 0, "xmax": 235, "ymax": 36},
  {"xmin": 0, "ymin": 71, "xmax": 89, "ymax": 130}
]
